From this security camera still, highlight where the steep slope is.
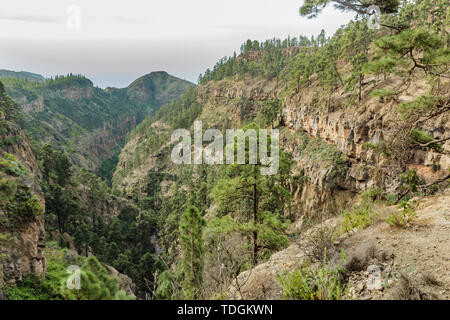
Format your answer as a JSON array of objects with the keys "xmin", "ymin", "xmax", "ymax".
[
  {"xmin": 111, "ymin": 0, "xmax": 449, "ymax": 299},
  {"xmin": 114, "ymin": 73, "xmax": 449, "ymax": 218},
  {"xmin": 0, "ymin": 82, "xmax": 45, "ymax": 289},
  {"xmin": 228, "ymin": 188, "xmax": 450, "ymax": 300}
]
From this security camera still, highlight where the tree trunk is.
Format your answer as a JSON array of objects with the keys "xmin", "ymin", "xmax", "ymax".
[{"xmin": 252, "ymin": 183, "xmax": 258, "ymax": 266}]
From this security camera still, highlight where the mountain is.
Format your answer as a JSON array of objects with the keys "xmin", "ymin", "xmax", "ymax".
[
  {"xmin": 0, "ymin": 69, "xmax": 45, "ymax": 82},
  {"xmin": 126, "ymin": 71, "xmax": 192, "ymax": 105},
  {"xmin": 1, "ymin": 0, "xmax": 449, "ymax": 301},
  {"xmin": 0, "ymin": 72, "xmax": 194, "ymax": 173},
  {"xmin": 0, "ymin": 83, "xmax": 46, "ymax": 290},
  {"xmin": 111, "ymin": 0, "xmax": 450, "ymax": 299}
]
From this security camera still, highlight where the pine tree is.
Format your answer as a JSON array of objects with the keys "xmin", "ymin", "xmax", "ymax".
[
  {"xmin": 211, "ymin": 124, "xmax": 291, "ymax": 265},
  {"xmin": 179, "ymin": 206, "xmax": 206, "ymax": 299},
  {"xmin": 300, "ymin": 0, "xmax": 400, "ymax": 18}
]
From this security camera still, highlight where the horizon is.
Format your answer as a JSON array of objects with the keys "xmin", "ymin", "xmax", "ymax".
[{"xmin": 0, "ymin": 0, "xmax": 355, "ymax": 88}]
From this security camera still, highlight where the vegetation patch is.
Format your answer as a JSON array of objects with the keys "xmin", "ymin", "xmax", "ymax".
[
  {"xmin": 3, "ymin": 247, "xmax": 133, "ymax": 300},
  {"xmin": 386, "ymin": 202, "xmax": 417, "ymax": 227},
  {"xmin": 278, "ymin": 261, "xmax": 344, "ymax": 300},
  {"xmin": 0, "ymin": 177, "xmax": 17, "ymax": 204},
  {"xmin": 340, "ymin": 203, "xmax": 379, "ymax": 233}
]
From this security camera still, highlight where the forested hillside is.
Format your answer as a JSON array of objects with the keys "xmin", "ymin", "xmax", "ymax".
[
  {"xmin": 0, "ymin": 71, "xmax": 193, "ymax": 299},
  {"xmin": 1, "ymin": 72, "xmax": 193, "ymax": 174},
  {"xmin": 0, "ymin": 70, "xmax": 45, "ymax": 83},
  {"xmin": 113, "ymin": 0, "xmax": 449, "ymax": 299}
]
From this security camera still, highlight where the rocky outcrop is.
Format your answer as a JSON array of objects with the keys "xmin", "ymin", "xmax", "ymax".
[
  {"xmin": 0, "ymin": 108, "xmax": 46, "ymax": 289},
  {"xmin": 14, "ymin": 96, "xmax": 44, "ymax": 114},
  {"xmin": 196, "ymin": 77, "xmax": 450, "ymax": 219},
  {"xmin": 106, "ymin": 265, "xmax": 136, "ymax": 297}
]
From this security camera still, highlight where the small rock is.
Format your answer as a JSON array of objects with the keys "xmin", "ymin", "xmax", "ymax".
[{"xmin": 356, "ymin": 282, "xmax": 365, "ymax": 293}]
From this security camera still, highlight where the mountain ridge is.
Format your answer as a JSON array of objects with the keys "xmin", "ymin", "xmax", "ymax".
[{"xmin": 0, "ymin": 71, "xmax": 194, "ymax": 171}]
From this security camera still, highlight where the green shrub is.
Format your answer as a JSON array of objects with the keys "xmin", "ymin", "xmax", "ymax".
[
  {"xmin": 399, "ymin": 169, "xmax": 423, "ymax": 194},
  {"xmin": 21, "ymin": 195, "xmax": 44, "ymax": 216},
  {"xmin": 3, "ymin": 249, "xmax": 68, "ymax": 300},
  {"xmin": 361, "ymin": 188, "xmax": 385, "ymax": 202},
  {"xmin": 61, "ymin": 255, "xmax": 134, "ymax": 300},
  {"xmin": 370, "ymin": 88, "xmax": 396, "ymax": 100},
  {"xmin": 340, "ymin": 203, "xmax": 379, "ymax": 233},
  {"xmin": 386, "ymin": 202, "xmax": 417, "ymax": 227},
  {"xmin": 0, "ymin": 177, "xmax": 17, "ymax": 203},
  {"xmin": 278, "ymin": 262, "xmax": 344, "ymax": 300},
  {"xmin": 0, "ymin": 153, "xmax": 29, "ymax": 177},
  {"xmin": 0, "ymin": 232, "xmax": 17, "ymax": 246},
  {"xmin": 410, "ymin": 129, "xmax": 443, "ymax": 152},
  {"xmin": 4, "ymin": 249, "xmax": 133, "ymax": 300}
]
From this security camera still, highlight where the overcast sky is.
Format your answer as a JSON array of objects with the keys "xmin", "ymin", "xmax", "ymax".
[{"xmin": 0, "ymin": 0, "xmax": 355, "ymax": 88}]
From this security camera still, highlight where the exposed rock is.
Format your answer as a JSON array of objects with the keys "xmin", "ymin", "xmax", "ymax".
[
  {"xmin": 106, "ymin": 265, "xmax": 136, "ymax": 297},
  {"xmin": 0, "ymin": 95, "xmax": 46, "ymax": 289}
]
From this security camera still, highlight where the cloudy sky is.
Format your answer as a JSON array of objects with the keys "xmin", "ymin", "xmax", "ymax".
[{"xmin": 0, "ymin": 0, "xmax": 354, "ymax": 88}]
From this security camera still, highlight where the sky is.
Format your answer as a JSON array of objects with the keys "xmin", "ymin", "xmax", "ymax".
[{"xmin": 0, "ymin": 0, "xmax": 355, "ymax": 88}]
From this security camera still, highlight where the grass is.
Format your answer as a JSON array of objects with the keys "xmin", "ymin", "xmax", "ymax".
[
  {"xmin": 0, "ymin": 177, "xmax": 17, "ymax": 204},
  {"xmin": 3, "ymin": 248, "xmax": 69, "ymax": 300},
  {"xmin": 386, "ymin": 202, "xmax": 417, "ymax": 227},
  {"xmin": 340, "ymin": 202, "xmax": 379, "ymax": 233},
  {"xmin": 278, "ymin": 261, "xmax": 344, "ymax": 300}
]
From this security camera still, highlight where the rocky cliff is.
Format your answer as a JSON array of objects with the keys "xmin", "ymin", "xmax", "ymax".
[
  {"xmin": 115, "ymin": 74, "xmax": 449, "ymax": 221},
  {"xmin": 0, "ymin": 85, "xmax": 46, "ymax": 289}
]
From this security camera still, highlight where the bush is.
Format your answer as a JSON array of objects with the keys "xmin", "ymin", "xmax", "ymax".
[
  {"xmin": 21, "ymin": 195, "xmax": 44, "ymax": 216},
  {"xmin": 296, "ymin": 225, "xmax": 338, "ymax": 262},
  {"xmin": 410, "ymin": 129, "xmax": 443, "ymax": 153},
  {"xmin": 0, "ymin": 153, "xmax": 29, "ymax": 177},
  {"xmin": 340, "ymin": 203, "xmax": 379, "ymax": 233},
  {"xmin": 61, "ymin": 255, "xmax": 134, "ymax": 300},
  {"xmin": 361, "ymin": 188, "xmax": 385, "ymax": 202},
  {"xmin": 4, "ymin": 250, "xmax": 133, "ymax": 300},
  {"xmin": 386, "ymin": 202, "xmax": 417, "ymax": 227},
  {"xmin": 393, "ymin": 273, "xmax": 432, "ymax": 300},
  {"xmin": 3, "ymin": 250, "xmax": 68, "ymax": 300},
  {"xmin": 278, "ymin": 262, "xmax": 344, "ymax": 300},
  {"xmin": 0, "ymin": 177, "xmax": 17, "ymax": 203}
]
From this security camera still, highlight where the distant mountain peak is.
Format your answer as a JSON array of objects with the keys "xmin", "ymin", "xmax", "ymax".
[
  {"xmin": 126, "ymin": 71, "xmax": 194, "ymax": 104},
  {"xmin": 0, "ymin": 69, "xmax": 45, "ymax": 82}
]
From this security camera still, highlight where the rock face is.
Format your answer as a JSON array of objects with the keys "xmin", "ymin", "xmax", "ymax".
[
  {"xmin": 106, "ymin": 265, "xmax": 136, "ymax": 297},
  {"xmin": 1, "ymin": 214, "xmax": 46, "ymax": 287},
  {"xmin": 279, "ymin": 80, "xmax": 449, "ymax": 218},
  {"xmin": 228, "ymin": 243, "xmax": 306, "ymax": 299},
  {"xmin": 0, "ymin": 96, "xmax": 46, "ymax": 289},
  {"xmin": 197, "ymin": 77, "xmax": 449, "ymax": 220},
  {"xmin": 115, "ymin": 75, "xmax": 449, "ymax": 220}
]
